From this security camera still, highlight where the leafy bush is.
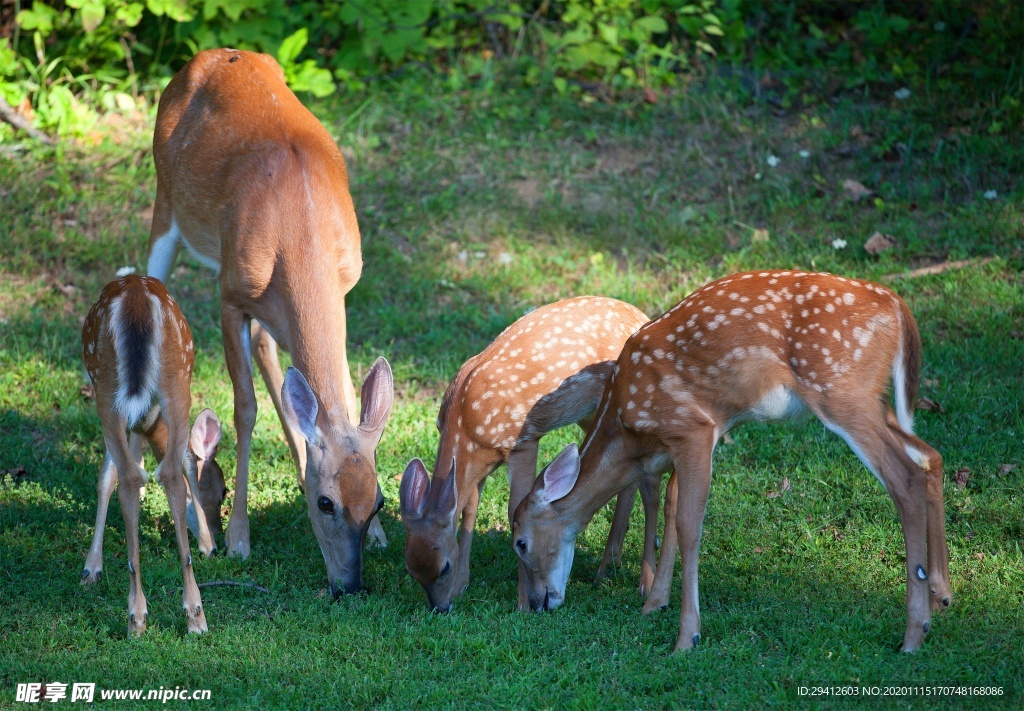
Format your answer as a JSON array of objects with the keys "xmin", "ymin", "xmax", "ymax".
[{"xmin": 0, "ymin": 0, "xmax": 1019, "ymax": 139}]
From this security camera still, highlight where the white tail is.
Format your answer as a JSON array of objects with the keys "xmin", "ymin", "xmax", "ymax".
[
  {"xmin": 108, "ymin": 292, "xmax": 163, "ymax": 426},
  {"xmin": 82, "ymin": 275, "xmax": 225, "ymax": 635},
  {"xmin": 147, "ymin": 48, "xmax": 393, "ymax": 594},
  {"xmin": 513, "ymin": 270, "xmax": 951, "ymax": 653},
  {"xmin": 399, "ymin": 296, "xmax": 655, "ymax": 612}
]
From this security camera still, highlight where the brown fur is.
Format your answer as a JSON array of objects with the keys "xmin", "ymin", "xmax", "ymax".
[
  {"xmin": 514, "ymin": 270, "xmax": 951, "ymax": 652},
  {"xmin": 149, "ymin": 49, "xmax": 393, "ymax": 587}
]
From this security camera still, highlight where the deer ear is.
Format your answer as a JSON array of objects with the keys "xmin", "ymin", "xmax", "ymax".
[
  {"xmin": 189, "ymin": 409, "xmax": 222, "ymax": 460},
  {"xmin": 535, "ymin": 444, "xmax": 580, "ymax": 505},
  {"xmin": 282, "ymin": 367, "xmax": 320, "ymax": 443},
  {"xmin": 399, "ymin": 458, "xmax": 430, "ymax": 520},
  {"xmin": 359, "ymin": 357, "xmax": 393, "ymax": 441},
  {"xmin": 434, "ymin": 457, "xmax": 459, "ymax": 522}
]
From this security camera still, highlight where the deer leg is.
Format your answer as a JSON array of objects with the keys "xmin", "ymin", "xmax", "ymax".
[
  {"xmin": 251, "ymin": 321, "xmax": 307, "ymax": 491},
  {"xmin": 366, "ymin": 514, "xmax": 388, "ymax": 549},
  {"xmin": 82, "ymin": 453, "xmax": 117, "ymax": 584},
  {"xmin": 159, "ymin": 393, "xmax": 208, "ymax": 634},
  {"xmin": 222, "ymin": 307, "xmax": 256, "ymax": 559},
  {"xmin": 897, "ymin": 428, "xmax": 951, "ymax": 611},
  {"xmin": 643, "ymin": 469, "xmax": 678, "ymax": 612},
  {"xmin": 129, "ymin": 431, "xmax": 147, "ymax": 501},
  {"xmin": 452, "ymin": 479, "xmax": 484, "ymax": 599},
  {"xmin": 638, "ymin": 470, "xmax": 662, "ymax": 597},
  {"xmin": 824, "ymin": 413, "xmax": 932, "ymax": 652},
  {"xmin": 100, "ymin": 409, "xmax": 148, "ymax": 635},
  {"xmin": 666, "ymin": 426, "xmax": 715, "ymax": 652},
  {"xmin": 598, "ymin": 482, "xmax": 636, "ymax": 579},
  {"xmin": 508, "ymin": 440, "xmax": 540, "ymax": 611},
  {"xmin": 146, "ymin": 191, "xmax": 179, "ymax": 283}
]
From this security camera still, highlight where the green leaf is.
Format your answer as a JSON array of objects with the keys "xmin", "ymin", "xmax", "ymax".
[
  {"xmin": 288, "ymin": 60, "xmax": 335, "ymax": 98},
  {"xmin": 634, "ymin": 16, "xmax": 668, "ymax": 35},
  {"xmin": 17, "ymin": 3, "xmax": 59, "ymax": 36},
  {"xmin": 704, "ymin": 24, "xmax": 724, "ymax": 36},
  {"xmin": 115, "ymin": 3, "xmax": 144, "ymax": 27},
  {"xmin": 597, "ymin": 23, "xmax": 619, "ymax": 48},
  {"xmin": 565, "ymin": 41, "xmax": 620, "ymax": 70},
  {"xmin": 80, "ymin": 1, "xmax": 106, "ymax": 33},
  {"xmin": 277, "ymin": 28, "xmax": 308, "ymax": 67},
  {"xmin": 146, "ymin": 0, "xmax": 193, "ymax": 22}
]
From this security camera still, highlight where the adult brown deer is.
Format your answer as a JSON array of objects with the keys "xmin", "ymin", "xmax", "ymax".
[
  {"xmin": 81, "ymin": 275, "xmax": 224, "ymax": 634},
  {"xmin": 512, "ymin": 270, "xmax": 951, "ymax": 652},
  {"xmin": 146, "ymin": 48, "xmax": 393, "ymax": 595},
  {"xmin": 399, "ymin": 296, "xmax": 656, "ymax": 611}
]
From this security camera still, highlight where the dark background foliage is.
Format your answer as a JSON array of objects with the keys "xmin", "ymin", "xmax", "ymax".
[{"xmin": 0, "ymin": 0, "xmax": 1020, "ymax": 136}]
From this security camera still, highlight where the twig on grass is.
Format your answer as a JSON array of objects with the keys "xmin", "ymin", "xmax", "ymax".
[
  {"xmin": 881, "ymin": 256, "xmax": 996, "ymax": 282},
  {"xmin": 0, "ymin": 95, "xmax": 54, "ymax": 144}
]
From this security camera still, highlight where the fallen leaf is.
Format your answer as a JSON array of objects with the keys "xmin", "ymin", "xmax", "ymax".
[
  {"xmin": 997, "ymin": 464, "xmax": 1017, "ymax": 477},
  {"xmin": 953, "ymin": 467, "xmax": 970, "ymax": 490},
  {"xmin": 753, "ymin": 547, "xmax": 764, "ymax": 554},
  {"xmin": 924, "ymin": 378, "xmax": 939, "ymax": 387},
  {"xmin": 842, "ymin": 179, "xmax": 874, "ymax": 202},
  {"xmin": 864, "ymin": 231, "xmax": 897, "ymax": 255},
  {"xmin": 916, "ymin": 396, "xmax": 943, "ymax": 413},
  {"xmin": 974, "ymin": 552, "xmax": 985, "ymax": 561},
  {"xmin": 766, "ymin": 477, "xmax": 791, "ymax": 499},
  {"xmin": 643, "ymin": 87, "xmax": 658, "ymax": 104},
  {"xmin": 80, "ymin": 383, "xmax": 95, "ymax": 400},
  {"xmin": 50, "ymin": 277, "xmax": 78, "ymax": 298},
  {"xmin": 751, "ymin": 228, "xmax": 770, "ymax": 243}
]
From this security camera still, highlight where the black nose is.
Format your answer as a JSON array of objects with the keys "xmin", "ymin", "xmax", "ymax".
[{"xmin": 429, "ymin": 602, "xmax": 453, "ymax": 614}]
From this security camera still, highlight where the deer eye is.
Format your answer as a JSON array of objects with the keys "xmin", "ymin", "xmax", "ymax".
[
  {"xmin": 439, "ymin": 561, "xmax": 451, "ymax": 577},
  {"xmin": 515, "ymin": 539, "xmax": 528, "ymax": 554},
  {"xmin": 317, "ymin": 496, "xmax": 335, "ymax": 514}
]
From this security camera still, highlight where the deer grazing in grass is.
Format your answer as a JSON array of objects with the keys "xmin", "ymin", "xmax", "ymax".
[
  {"xmin": 512, "ymin": 270, "xmax": 951, "ymax": 652},
  {"xmin": 81, "ymin": 275, "xmax": 225, "ymax": 634},
  {"xmin": 146, "ymin": 49, "xmax": 393, "ymax": 595},
  {"xmin": 399, "ymin": 296, "xmax": 658, "ymax": 611}
]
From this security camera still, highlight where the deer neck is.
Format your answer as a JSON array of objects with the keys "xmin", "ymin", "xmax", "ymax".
[
  {"xmin": 560, "ymin": 397, "xmax": 636, "ymax": 535},
  {"xmin": 278, "ymin": 256, "xmax": 351, "ymax": 424}
]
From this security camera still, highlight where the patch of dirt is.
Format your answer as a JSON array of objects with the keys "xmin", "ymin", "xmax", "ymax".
[{"xmin": 513, "ymin": 177, "xmax": 541, "ymax": 208}]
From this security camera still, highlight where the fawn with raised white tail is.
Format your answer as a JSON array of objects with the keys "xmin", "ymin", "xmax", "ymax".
[
  {"xmin": 513, "ymin": 270, "xmax": 951, "ymax": 652},
  {"xmin": 82, "ymin": 275, "xmax": 225, "ymax": 634},
  {"xmin": 147, "ymin": 49, "xmax": 393, "ymax": 595},
  {"xmin": 399, "ymin": 297, "xmax": 655, "ymax": 611}
]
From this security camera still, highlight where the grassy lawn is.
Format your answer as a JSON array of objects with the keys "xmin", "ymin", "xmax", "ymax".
[{"xmin": 1, "ymin": 72, "xmax": 1022, "ymax": 708}]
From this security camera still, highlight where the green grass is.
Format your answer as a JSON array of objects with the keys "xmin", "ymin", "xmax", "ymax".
[{"xmin": 1, "ymin": 72, "xmax": 1022, "ymax": 708}]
